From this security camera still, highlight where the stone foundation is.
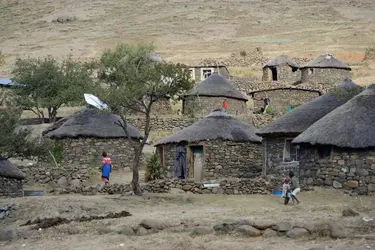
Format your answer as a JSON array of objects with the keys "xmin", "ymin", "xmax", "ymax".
[
  {"xmin": 299, "ymin": 146, "xmax": 375, "ymax": 195},
  {"xmin": 0, "ymin": 176, "xmax": 23, "ymax": 198},
  {"xmin": 183, "ymin": 96, "xmax": 248, "ymax": 116},
  {"xmin": 157, "ymin": 140, "xmax": 263, "ymax": 180}
]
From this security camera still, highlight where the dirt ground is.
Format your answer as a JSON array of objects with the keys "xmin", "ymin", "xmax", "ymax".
[{"xmin": 1, "ymin": 188, "xmax": 375, "ymax": 250}]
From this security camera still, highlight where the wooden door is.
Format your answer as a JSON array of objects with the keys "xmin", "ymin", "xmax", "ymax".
[{"xmin": 191, "ymin": 146, "xmax": 204, "ymax": 181}]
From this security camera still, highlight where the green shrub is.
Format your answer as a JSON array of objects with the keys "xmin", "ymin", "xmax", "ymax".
[
  {"xmin": 144, "ymin": 154, "xmax": 163, "ymax": 182},
  {"xmin": 240, "ymin": 50, "xmax": 247, "ymax": 57},
  {"xmin": 265, "ymin": 105, "xmax": 276, "ymax": 115},
  {"xmin": 50, "ymin": 141, "xmax": 63, "ymax": 164}
]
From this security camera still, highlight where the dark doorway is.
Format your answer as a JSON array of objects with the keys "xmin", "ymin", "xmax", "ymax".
[{"xmin": 271, "ymin": 68, "xmax": 278, "ymax": 81}]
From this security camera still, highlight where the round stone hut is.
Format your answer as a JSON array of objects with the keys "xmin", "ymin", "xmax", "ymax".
[
  {"xmin": 182, "ymin": 73, "xmax": 248, "ymax": 116},
  {"xmin": 256, "ymin": 78, "xmax": 363, "ymax": 175},
  {"xmin": 262, "ymin": 54, "xmax": 300, "ymax": 82},
  {"xmin": 300, "ymin": 53, "xmax": 351, "ymax": 85},
  {"xmin": 0, "ymin": 158, "xmax": 25, "ymax": 198},
  {"xmin": 293, "ymin": 84, "xmax": 375, "ymax": 195},
  {"xmin": 154, "ymin": 109, "xmax": 263, "ymax": 181},
  {"xmin": 43, "ymin": 108, "xmax": 143, "ymax": 182}
]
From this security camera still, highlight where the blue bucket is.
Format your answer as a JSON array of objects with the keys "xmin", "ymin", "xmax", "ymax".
[{"xmin": 272, "ymin": 190, "xmax": 282, "ymax": 196}]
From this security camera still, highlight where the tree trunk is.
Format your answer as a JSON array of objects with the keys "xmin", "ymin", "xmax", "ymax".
[
  {"xmin": 48, "ymin": 107, "xmax": 58, "ymax": 123},
  {"xmin": 131, "ymin": 146, "xmax": 143, "ymax": 196}
]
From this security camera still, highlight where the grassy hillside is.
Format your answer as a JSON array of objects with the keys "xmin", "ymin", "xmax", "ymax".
[{"xmin": 1, "ymin": 0, "xmax": 375, "ymax": 83}]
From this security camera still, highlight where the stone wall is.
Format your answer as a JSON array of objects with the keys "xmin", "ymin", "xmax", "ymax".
[
  {"xmin": 262, "ymin": 65, "xmax": 300, "ymax": 83},
  {"xmin": 263, "ymin": 137, "xmax": 300, "ymax": 176},
  {"xmin": 250, "ymin": 88, "xmax": 320, "ymax": 113},
  {"xmin": 183, "ymin": 96, "xmax": 248, "ymax": 116},
  {"xmin": 127, "ymin": 116, "xmax": 198, "ymax": 133},
  {"xmin": 0, "ymin": 176, "xmax": 23, "ymax": 198},
  {"xmin": 59, "ymin": 138, "xmax": 141, "ymax": 182},
  {"xmin": 301, "ymin": 68, "xmax": 350, "ymax": 85},
  {"xmin": 157, "ymin": 140, "xmax": 263, "ymax": 180},
  {"xmin": 298, "ymin": 146, "xmax": 375, "ymax": 195},
  {"xmin": 151, "ymin": 98, "xmax": 172, "ymax": 115}
]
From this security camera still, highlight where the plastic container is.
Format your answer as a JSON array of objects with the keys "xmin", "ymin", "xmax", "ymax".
[{"xmin": 272, "ymin": 190, "xmax": 282, "ymax": 196}]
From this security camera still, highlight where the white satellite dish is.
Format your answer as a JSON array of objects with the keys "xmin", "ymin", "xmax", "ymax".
[{"xmin": 84, "ymin": 94, "xmax": 108, "ymax": 110}]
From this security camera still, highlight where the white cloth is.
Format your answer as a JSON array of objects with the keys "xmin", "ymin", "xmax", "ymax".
[{"xmin": 292, "ymin": 188, "xmax": 301, "ymax": 196}]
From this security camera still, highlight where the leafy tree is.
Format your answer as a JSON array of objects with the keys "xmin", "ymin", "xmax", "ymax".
[
  {"xmin": 11, "ymin": 55, "xmax": 96, "ymax": 123},
  {"xmin": 0, "ymin": 107, "xmax": 48, "ymax": 159},
  {"xmin": 98, "ymin": 43, "xmax": 193, "ymax": 195}
]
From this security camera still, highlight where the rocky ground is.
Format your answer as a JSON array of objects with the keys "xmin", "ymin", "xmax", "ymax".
[{"xmin": 1, "ymin": 188, "xmax": 375, "ymax": 249}]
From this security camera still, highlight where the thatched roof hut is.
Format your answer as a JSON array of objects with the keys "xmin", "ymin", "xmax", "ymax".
[
  {"xmin": 300, "ymin": 54, "xmax": 351, "ymax": 70},
  {"xmin": 43, "ymin": 108, "xmax": 143, "ymax": 140},
  {"xmin": 155, "ymin": 109, "xmax": 261, "ymax": 145},
  {"xmin": 257, "ymin": 78, "xmax": 363, "ymax": 137},
  {"xmin": 183, "ymin": 73, "xmax": 248, "ymax": 101},
  {"xmin": 0, "ymin": 158, "xmax": 25, "ymax": 180},
  {"xmin": 263, "ymin": 55, "xmax": 299, "ymax": 69},
  {"xmin": 293, "ymin": 84, "xmax": 375, "ymax": 148}
]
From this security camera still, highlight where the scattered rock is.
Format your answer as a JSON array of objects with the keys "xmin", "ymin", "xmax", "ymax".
[
  {"xmin": 311, "ymin": 223, "xmax": 331, "ymax": 237},
  {"xmin": 293, "ymin": 223, "xmax": 314, "ymax": 233},
  {"xmin": 139, "ymin": 219, "xmax": 166, "ymax": 230},
  {"xmin": 250, "ymin": 219, "xmax": 276, "ymax": 230},
  {"xmin": 54, "ymin": 16, "xmax": 77, "ymax": 23},
  {"xmin": 275, "ymin": 221, "xmax": 292, "ymax": 232},
  {"xmin": 136, "ymin": 226, "xmax": 149, "ymax": 236},
  {"xmin": 190, "ymin": 226, "xmax": 213, "ymax": 236},
  {"xmin": 234, "ymin": 225, "xmax": 261, "ymax": 237},
  {"xmin": 286, "ymin": 228, "xmax": 309, "ymax": 238},
  {"xmin": 329, "ymin": 223, "xmax": 348, "ymax": 239},
  {"xmin": 67, "ymin": 227, "xmax": 80, "ymax": 235},
  {"xmin": 57, "ymin": 177, "xmax": 69, "ymax": 188},
  {"xmin": 342, "ymin": 207, "xmax": 359, "ymax": 217},
  {"xmin": 262, "ymin": 228, "xmax": 278, "ymax": 238},
  {"xmin": 118, "ymin": 225, "xmax": 135, "ymax": 236},
  {"xmin": 213, "ymin": 223, "xmax": 234, "ymax": 234},
  {"xmin": 0, "ymin": 226, "xmax": 14, "ymax": 242},
  {"xmin": 332, "ymin": 180, "xmax": 342, "ymax": 189}
]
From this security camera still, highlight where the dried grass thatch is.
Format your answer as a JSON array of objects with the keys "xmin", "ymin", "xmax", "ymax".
[
  {"xmin": 257, "ymin": 78, "xmax": 363, "ymax": 137},
  {"xmin": 293, "ymin": 84, "xmax": 375, "ymax": 148},
  {"xmin": 155, "ymin": 108, "xmax": 261, "ymax": 145},
  {"xmin": 300, "ymin": 54, "xmax": 351, "ymax": 70},
  {"xmin": 43, "ymin": 108, "xmax": 143, "ymax": 140},
  {"xmin": 0, "ymin": 158, "xmax": 25, "ymax": 179},
  {"xmin": 184, "ymin": 73, "xmax": 248, "ymax": 101},
  {"xmin": 263, "ymin": 54, "xmax": 299, "ymax": 68}
]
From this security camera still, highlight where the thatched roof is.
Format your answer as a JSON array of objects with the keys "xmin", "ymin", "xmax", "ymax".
[
  {"xmin": 293, "ymin": 84, "xmax": 375, "ymax": 148},
  {"xmin": 0, "ymin": 158, "xmax": 25, "ymax": 179},
  {"xmin": 263, "ymin": 55, "xmax": 299, "ymax": 68},
  {"xmin": 257, "ymin": 78, "xmax": 363, "ymax": 137},
  {"xmin": 184, "ymin": 73, "xmax": 248, "ymax": 101},
  {"xmin": 43, "ymin": 108, "xmax": 143, "ymax": 140},
  {"xmin": 300, "ymin": 54, "xmax": 351, "ymax": 70},
  {"xmin": 155, "ymin": 109, "xmax": 261, "ymax": 146}
]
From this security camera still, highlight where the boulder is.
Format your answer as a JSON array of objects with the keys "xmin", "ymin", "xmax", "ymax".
[
  {"xmin": 136, "ymin": 226, "xmax": 149, "ymax": 236},
  {"xmin": 0, "ymin": 226, "xmax": 14, "ymax": 242},
  {"xmin": 342, "ymin": 207, "xmax": 359, "ymax": 217},
  {"xmin": 311, "ymin": 223, "xmax": 331, "ymax": 237},
  {"xmin": 250, "ymin": 219, "xmax": 276, "ymax": 230},
  {"xmin": 275, "ymin": 221, "xmax": 291, "ymax": 232},
  {"xmin": 118, "ymin": 225, "xmax": 135, "ymax": 236},
  {"xmin": 213, "ymin": 223, "xmax": 233, "ymax": 234},
  {"xmin": 329, "ymin": 223, "xmax": 348, "ymax": 239},
  {"xmin": 234, "ymin": 225, "xmax": 261, "ymax": 237},
  {"xmin": 139, "ymin": 219, "xmax": 166, "ymax": 230},
  {"xmin": 262, "ymin": 228, "xmax": 278, "ymax": 238},
  {"xmin": 332, "ymin": 180, "xmax": 342, "ymax": 189},
  {"xmin": 57, "ymin": 177, "xmax": 69, "ymax": 188},
  {"xmin": 286, "ymin": 228, "xmax": 309, "ymax": 238}
]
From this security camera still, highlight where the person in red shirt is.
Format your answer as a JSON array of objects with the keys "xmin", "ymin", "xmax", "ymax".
[{"xmin": 223, "ymin": 99, "xmax": 228, "ymax": 110}]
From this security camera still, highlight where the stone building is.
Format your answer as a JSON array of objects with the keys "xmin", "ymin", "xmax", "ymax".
[
  {"xmin": 262, "ymin": 55, "xmax": 300, "ymax": 82},
  {"xmin": 182, "ymin": 73, "xmax": 248, "ymax": 116},
  {"xmin": 249, "ymin": 87, "xmax": 321, "ymax": 114},
  {"xmin": 256, "ymin": 79, "xmax": 363, "ymax": 175},
  {"xmin": 154, "ymin": 109, "xmax": 263, "ymax": 181},
  {"xmin": 293, "ymin": 84, "xmax": 375, "ymax": 195},
  {"xmin": 300, "ymin": 54, "xmax": 351, "ymax": 85},
  {"xmin": 188, "ymin": 65, "xmax": 229, "ymax": 82},
  {"xmin": 0, "ymin": 158, "xmax": 25, "ymax": 198},
  {"xmin": 43, "ymin": 108, "xmax": 143, "ymax": 182}
]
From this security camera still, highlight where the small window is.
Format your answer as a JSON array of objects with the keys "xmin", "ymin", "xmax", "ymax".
[
  {"xmin": 317, "ymin": 147, "xmax": 331, "ymax": 159},
  {"xmin": 309, "ymin": 69, "xmax": 314, "ymax": 75},
  {"xmin": 202, "ymin": 69, "xmax": 212, "ymax": 79},
  {"xmin": 283, "ymin": 139, "xmax": 299, "ymax": 162}
]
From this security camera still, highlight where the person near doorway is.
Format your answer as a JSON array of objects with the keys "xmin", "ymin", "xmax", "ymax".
[
  {"xmin": 100, "ymin": 152, "xmax": 112, "ymax": 185},
  {"xmin": 223, "ymin": 99, "xmax": 228, "ymax": 110},
  {"xmin": 289, "ymin": 171, "xmax": 300, "ymax": 204},
  {"xmin": 175, "ymin": 142, "xmax": 187, "ymax": 179},
  {"xmin": 263, "ymin": 96, "xmax": 270, "ymax": 114}
]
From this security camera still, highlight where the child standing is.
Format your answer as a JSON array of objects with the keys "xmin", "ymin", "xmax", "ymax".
[{"xmin": 282, "ymin": 177, "xmax": 292, "ymax": 205}]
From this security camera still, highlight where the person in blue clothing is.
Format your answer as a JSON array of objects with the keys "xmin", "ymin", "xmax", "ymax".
[{"xmin": 99, "ymin": 152, "xmax": 112, "ymax": 185}]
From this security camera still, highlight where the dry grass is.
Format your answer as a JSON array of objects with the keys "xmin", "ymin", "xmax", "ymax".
[{"xmin": 1, "ymin": 188, "xmax": 375, "ymax": 249}]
